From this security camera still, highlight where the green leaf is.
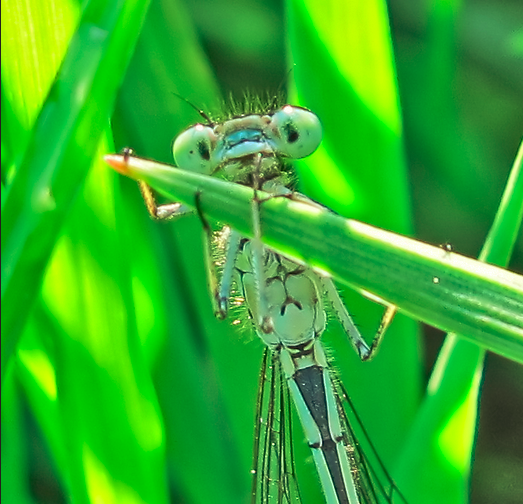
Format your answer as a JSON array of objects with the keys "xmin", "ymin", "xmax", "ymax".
[
  {"xmin": 3, "ymin": 0, "xmax": 521, "ymax": 502},
  {"xmin": 1, "ymin": 0, "xmax": 151, "ymax": 380},
  {"xmin": 105, "ymin": 154, "xmax": 523, "ymax": 362},
  {"xmin": 395, "ymin": 140, "xmax": 523, "ymax": 503}
]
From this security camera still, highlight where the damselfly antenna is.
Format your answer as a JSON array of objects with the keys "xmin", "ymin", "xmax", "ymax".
[{"xmin": 171, "ymin": 91, "xmax": 213, "ymax": 124}]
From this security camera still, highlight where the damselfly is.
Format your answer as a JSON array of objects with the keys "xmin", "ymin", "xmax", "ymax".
[{"xmin": 110, "ymin": 100, "xmax": 407, "ymax": 504}]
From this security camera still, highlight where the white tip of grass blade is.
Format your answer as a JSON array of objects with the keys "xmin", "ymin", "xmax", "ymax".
[
  {"xmin": 104, "ymin": 153, "xmax": 175, "ymax": 184},
  {"xmin": 103, "ymin": 154, "xmax": 129, "ymax": 175},
  {"xmin": 104, "ymin": 154, "xmax": 133, "ymax": 177}
]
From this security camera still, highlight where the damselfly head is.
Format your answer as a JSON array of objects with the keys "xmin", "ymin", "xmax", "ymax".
[{"xmin": 172, "ymin": 105, "xmax": 322, "ymax": 175}]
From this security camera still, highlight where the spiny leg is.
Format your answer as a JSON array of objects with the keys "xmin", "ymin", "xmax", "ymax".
[
  {"xmin": 249, "ymin": 154, "xmax": 274, "ymax": 335},
  {"xmin": 194, "ymin": 192, "xmax": 240, "ymax": 319},
  {"xmin": 138, "ymin": 180, "xmax": 192, "ymax": 220},
  {"xmin": 118, "ymin": 148, "xmax": 191, "ymax": 220},
  {"xmin": 126, "ymin": 146, "xmax": 238, "ymax": 319},
  {"xmin": 321, "ymin": 277, "xmax": 397, "ymax": 361},
  {"xmin": 218, "ymin": 228, "xmax": 242, "ymax": 317}
]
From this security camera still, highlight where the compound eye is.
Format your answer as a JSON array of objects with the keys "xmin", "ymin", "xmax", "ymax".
[
  {"xmin": 172, "ymin": 124, "xmax": 215, "ymax": 173},
  {"xmin": 271, "ymin": 105, "xmax": 322, "ymax": 159}
]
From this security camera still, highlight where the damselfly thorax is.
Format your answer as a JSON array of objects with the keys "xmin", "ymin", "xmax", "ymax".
[{"xmin": 235, "ymin": 239, "xmax": 326, "ymax": 349}]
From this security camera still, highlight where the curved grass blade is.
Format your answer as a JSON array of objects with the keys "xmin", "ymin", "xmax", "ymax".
[
  {"xmin": 1, "ymin": 0, "xmax": 151, "ymax": 381},
  {"xmin": 394, "ymin": 141, "xmax": 523, "ymax": 503}
]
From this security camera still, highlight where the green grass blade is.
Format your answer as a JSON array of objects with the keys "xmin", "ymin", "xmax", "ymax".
[
  {"xmin": 288, "ymin": 0, "xmax": 411, "ymax": 231},
  {"xmin": 395, "ymin": 142, "xmax": 523, "ymax": 503},
  {"xmin": 110, "ymin": 2, "xmax": 256, "ymax": 502},
  {"xmin": 105, "ymin": 155, "xmax": 523, "ymax": 362},
  {"xmin": 17, "ymin": 136, "xmax": 169, "ymax": 503},
  {"xmin": 480, "ymin": 141, "xmax": 523, "ymax": 266},
  {"xmin": 1, "ymin": 0, "xmax": 150, "ymax": 381},
  {"xmin": 1, "ymin": 367, "xmax": 35, "ymax": 504},
  {"xmin": 1, "ymin": 0, "xmax": 173, "ymax": 501},
  {"xmin": 286, "ymin": 3, "xmax": 420, "ymax": 500},
  {"xmin": 4, "ymin": 0, "xmax": 520, "ymax": 501}
]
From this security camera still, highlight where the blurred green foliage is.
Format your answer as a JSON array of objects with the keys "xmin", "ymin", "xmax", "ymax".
[{"xmin": 2, "ymin": 0, "xmax": 522, "ymax": 504}]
